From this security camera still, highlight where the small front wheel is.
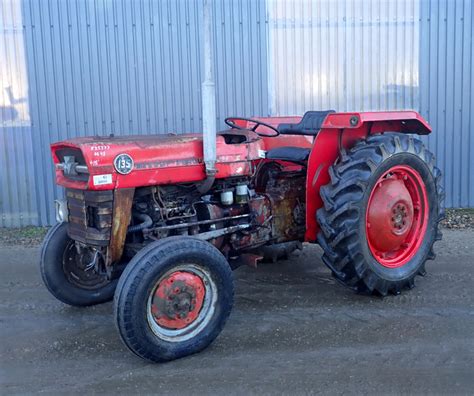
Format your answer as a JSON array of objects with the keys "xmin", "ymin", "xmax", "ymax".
[
  {"xmin": 114, "ymin": 237, "xmax": 234, "ymax": 362},
  {"xmin": 40, "ymin": 223, "xmax": 117, "ymax": 306}
]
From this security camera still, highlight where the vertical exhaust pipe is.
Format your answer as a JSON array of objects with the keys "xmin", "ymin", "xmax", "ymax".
[{"xmin": 202, "ymin": 0, "xmax": 217, "ymax": 179}]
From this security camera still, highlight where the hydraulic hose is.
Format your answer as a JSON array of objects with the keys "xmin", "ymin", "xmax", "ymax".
[{"xmin": 127, "ymin": 213, "xmax": 153, "ymax": 233}]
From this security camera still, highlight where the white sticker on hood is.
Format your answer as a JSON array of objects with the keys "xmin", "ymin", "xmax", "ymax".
[{"xmin": 93, "ymin": 174, "xmax": 113, "ymax": 186}]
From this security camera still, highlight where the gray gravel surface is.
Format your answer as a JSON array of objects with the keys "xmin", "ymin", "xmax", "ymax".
[
  {"xmin": 1, "ymin": 229, "xmax": 473, "ymax": 395},
  {"xmin": 441, "ymin": 208, "xmax": 474, "ymax": 229}
]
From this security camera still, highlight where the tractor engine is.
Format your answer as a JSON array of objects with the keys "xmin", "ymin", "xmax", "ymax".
[
  {"xmin": 60, "ymin": 157, "xmax": 306, "ymax": 272},
  {"xmin": 121, "ymin": 165, "xmax": 306, "ymax": 262}
]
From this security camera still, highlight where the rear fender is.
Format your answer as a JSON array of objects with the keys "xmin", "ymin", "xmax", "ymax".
[{"xmin": 305, "ymin": 111, "xmax": 432, "ymax": 242}]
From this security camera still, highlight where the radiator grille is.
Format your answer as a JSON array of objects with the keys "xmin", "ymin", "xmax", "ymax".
[{"xmin": 66, "ymin": 189, "xmax": 114, "ymax": 246}]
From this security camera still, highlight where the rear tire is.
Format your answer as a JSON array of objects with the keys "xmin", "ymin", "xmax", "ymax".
[
  {"xmin": 114, "ymin": 237, "xmax": 234, "ymax": 362},
  {"xmin": 40, "ymin": 223, "xmax": 117, "ymax": 306},
  {"xmin": 317, "ymin": 133, "xmax": 444, "ymax": 295}
]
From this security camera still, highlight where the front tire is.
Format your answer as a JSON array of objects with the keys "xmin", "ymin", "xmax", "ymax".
[
  {"xmin": 317, "ymin": 133, "xmax": 444, "ymax": 295},
  {"xmin": 114, "ymin": 237, "xmax": 234, "ymax": 362},
  {"xmin": 40, "ymin": 223, "xmax": 118, "ymax": 306}
]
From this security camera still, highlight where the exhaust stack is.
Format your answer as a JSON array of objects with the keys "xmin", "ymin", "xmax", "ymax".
[{"xmin": 202, "ymin": 0, "xmax": 217, "ymax": 177}]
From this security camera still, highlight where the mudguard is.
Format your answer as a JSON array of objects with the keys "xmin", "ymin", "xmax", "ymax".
[{"xmin": 304, "ymin": 111, "xmax": 432, "ymax": 241}]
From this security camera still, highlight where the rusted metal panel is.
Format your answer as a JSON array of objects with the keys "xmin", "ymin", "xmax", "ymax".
[
  {"xmin": 107, "ymin": 188, "xmax": 134, "ymax": 265},
  {"xmin": 265, "ymin": 171, "xmax": 306, "ymax": 243},
  {"xmin": 65, "ymin": 189, "xmax": 113, "ymax": 246}
]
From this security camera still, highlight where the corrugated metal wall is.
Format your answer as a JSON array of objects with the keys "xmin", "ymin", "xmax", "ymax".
[
  {"xmin": 266, "ymin": 0, "xmax": 473, "ymax": 208},
  {"xmin": 419, "ymin": 0, "xmax": 473, "ymax": 207},
  {"xmin": 0, "ymin": 0, "xmax": 36, "ymax": 226},
  {"xmin": 267, "ymin": 0, "xmax": 420, "ymax": 114},
  {"xmin": 0, "ymin": 0, "xmax": 472, "ymax": 227},
  {"xmin": 0, "ymin": 0, "xmax": 268, "ymax": 226}
]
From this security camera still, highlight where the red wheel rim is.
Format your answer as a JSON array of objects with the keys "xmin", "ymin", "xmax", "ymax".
[
  {"xmin": 150, "ymin": 271, "xmax": 206, "ymax": 330},
  {"xmin": 366, "ymin": 165, "xmax": 429, "ymax": 268}
]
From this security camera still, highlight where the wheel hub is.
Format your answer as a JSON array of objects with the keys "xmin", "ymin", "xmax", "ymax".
[
  {"xmin": 367, "ymin": 177, "xmax": 414, "ymax": 253},
  {"xmin": 391, "ymin": 203, "xmax": 410, "ymax": 232},
  {"xmin": 62, "ymin": 242, "xmax": 109, "ymax": 290},
  {"xmin": 366, "ymin": 165, "xmax": 429, "ymax": 268},
  {"xmin": 150, "ymin": 271, "xmax": 205, "ymax": 330}
]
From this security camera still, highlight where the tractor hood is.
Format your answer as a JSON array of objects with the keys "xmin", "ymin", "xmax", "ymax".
[{"xmin": 51, "ymin": 132, "xmax": 264, "ymax": 190}]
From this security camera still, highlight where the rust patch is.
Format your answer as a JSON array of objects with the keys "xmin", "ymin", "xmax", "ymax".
[
  {"xmin": 106, "ymin": 188, "xmax": 134, "ymax": 265},
  {"xmin": 66, "ymin": 189, "xmax": 113, "ymax": 246},
  {"xmin": 263, "ymin": 170, "xmax": 306, "ymax": 243}
]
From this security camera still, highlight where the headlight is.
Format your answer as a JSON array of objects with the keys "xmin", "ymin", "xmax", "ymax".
[{"xmin": 55, "ymin": 199, "xmax": 69, "ymax": 223}]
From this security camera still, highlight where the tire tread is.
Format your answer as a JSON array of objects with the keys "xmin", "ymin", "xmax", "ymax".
[{"xmin": 316, "ymin": 133, "xmax": 444, "ymax": 295}]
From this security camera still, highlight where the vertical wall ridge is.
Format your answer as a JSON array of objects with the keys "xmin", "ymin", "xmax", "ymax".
[
  {"xmin": 0, "ymin": 0, "xmax": 269, "ymax": 226},
  {"xmin": 0, "ymin": 0, "xmax": 472, "ymax": 227}
]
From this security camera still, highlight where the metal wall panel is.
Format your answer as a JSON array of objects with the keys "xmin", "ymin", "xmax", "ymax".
[
  {"xmin": 266, "ymin": 0, "xmax": 473, "ymax": 208},
  {"xmin": 0, "ymin": 0, "xmax": 38, "ymax": 227},
  {"xmin": 0, "ymin": 0, "xmax": 268, "ymax": 226},
  {"xmin": 0, "ymin": 0, "xmax": 472, "ymax": 227},
  {"xmin": 267, "ymin": 0, "xmax": 420, "ymax": 114},
  {"xmin": 419, "ymin": 0, "xmax": 473, "ymax": 207}
]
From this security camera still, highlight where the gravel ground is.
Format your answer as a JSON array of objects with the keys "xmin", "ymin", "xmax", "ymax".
[
  {"xmin": 0, "ymin": 226, "xmax": 49, "ymax": 247},
  {"xmin": 441, "ymin": 208, "xmax": 474, "ymax": 229},
  {"xmin": 1, "ymin": 229, "xmax": 473, "ymax": 395}
]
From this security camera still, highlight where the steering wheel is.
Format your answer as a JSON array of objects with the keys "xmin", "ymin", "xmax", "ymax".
[{"xmin": 225, "ymin": 117, "xmax": 280, "ymax": 137}]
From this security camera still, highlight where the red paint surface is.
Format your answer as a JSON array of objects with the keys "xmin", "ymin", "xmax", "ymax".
[
  {"xmin": 151, "ymin": 271, "xmax": 206, "ymax": 330},
  {"xmin": 51, "ymin": 111, "xmax": 432, "ymax": 243},
  {"xmin": 52, "ymin": 132, "xmax": 264, "ymax": 190},
  {"xmin": 297, "ymin": 111, "xmax": 431, "ymax": 242},
  {"xmin": 366, "ymin": 165, "xmax": 429, "ymax": 268}
]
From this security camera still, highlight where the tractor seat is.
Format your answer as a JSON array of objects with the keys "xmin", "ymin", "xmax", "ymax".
[
  {"xmin": 266, "ymin": 146, "xmax": 311, "ymax": 164},
  {"xmin": 278, "ymin": 110, "xmax": 335, "ymax": 135}
]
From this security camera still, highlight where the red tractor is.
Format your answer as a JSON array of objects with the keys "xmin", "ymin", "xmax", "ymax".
[{"xmin": 41, "ymin": 110, "xmax": 443, "ymax": 362}]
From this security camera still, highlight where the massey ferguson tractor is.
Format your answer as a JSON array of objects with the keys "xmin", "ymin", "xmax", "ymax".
[{"xmin": 40, "ymin": 110, "xmax": 443, "ymax": 362}]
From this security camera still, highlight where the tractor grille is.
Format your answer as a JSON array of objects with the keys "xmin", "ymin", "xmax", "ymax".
[{"xmin": 66, "ymin": 189, "xmax": 114, "ymax": 246}]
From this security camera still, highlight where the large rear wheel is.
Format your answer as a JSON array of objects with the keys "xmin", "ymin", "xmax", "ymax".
[{"xmin": 317, "ymin": 133, "xmax": 444, "ymax": 295}]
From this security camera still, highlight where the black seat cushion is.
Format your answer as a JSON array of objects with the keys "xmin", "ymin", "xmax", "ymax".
[
  {"xmin": 278, "ymin": 110, "xmax": 335, "ymax": 136},
  {"xmin": 266, "ymin": 146, "xmax": 311, "ymax": 163}
]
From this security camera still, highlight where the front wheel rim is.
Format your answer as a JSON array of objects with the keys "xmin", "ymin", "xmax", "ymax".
[
  {"xmin": 62, "ymin": 241, "xmax": 110, "ymax": 290},
  {"xmin": 366, "ymin": 165, "xmax": 429, "ymax": 268},
  {"xmin": 147, "ymin": 264, "xmax": 218, "ymax": 342}
]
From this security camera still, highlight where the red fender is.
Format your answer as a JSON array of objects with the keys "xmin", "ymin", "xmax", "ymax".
[{"xmin": 304, "ymin": 111, "xmax": 432, "ymax": 242}]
